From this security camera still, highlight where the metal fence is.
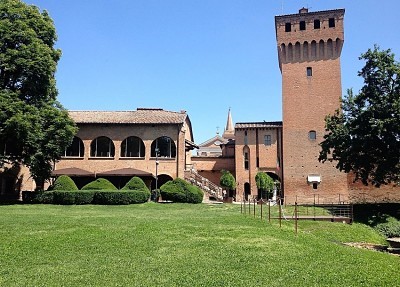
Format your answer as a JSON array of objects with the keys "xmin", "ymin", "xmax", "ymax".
[{"xmin": 240, "ymin": 197, "xmax": 353, "ymax": 235}]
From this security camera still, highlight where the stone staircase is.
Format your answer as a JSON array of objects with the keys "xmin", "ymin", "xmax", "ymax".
[{"xmin": 184, "ymin": 168, "xmax": 224, "ymax": 202}]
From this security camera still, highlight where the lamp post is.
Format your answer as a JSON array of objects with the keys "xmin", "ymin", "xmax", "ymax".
[{"xmin": 155, "ymin": 148, "xmax": 159, "ymax": 192}]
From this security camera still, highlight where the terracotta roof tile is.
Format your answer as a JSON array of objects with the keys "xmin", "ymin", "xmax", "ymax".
[
  {"xmin": 68, "ymin": 108, "xmax": 187, "ymax": 124},
  {"xmin": 235, "ymin": 121, "xmax": 283, "ymax": 129}
]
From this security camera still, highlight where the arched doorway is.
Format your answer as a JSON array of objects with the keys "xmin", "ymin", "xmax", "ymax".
[
  {"xmin": 266, "ymin": 172, "xmax": 281, "ymax": 199},
  {"xmin": 152, "ymin": 174, "xmax": 173, "ymax": 190},
  {"xmin": 244, "ymin": 182, "xmax": 251, "ymax": 201}
]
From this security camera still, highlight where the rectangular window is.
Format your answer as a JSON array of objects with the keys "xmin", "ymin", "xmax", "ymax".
[
  {"xmin": 329, "ymin": 18, "xmax": 335, "ymax": 28},
  {"xmin": 264, "ymin": 135, "xmax": 271, "ymax": 146},
  {"xmin": 285, "ymin": 22, "xmax": 291, "ymax": 32},
  {"xmin": 244, "ymin": 131, "xmax": 248, "ymax": 145},
  {"xmin": 307, "ymin": 67, "xmax": 312, "ymax": 77},
  {"xmin": 309, "ymin": 130, "xmax": 317, "ymax": 140},
  {"xmin": 256, "ymin": 157, "xmax": 259, "ymax": 168},
  {"xmin": 299, "ymin": 21, "xmax": 306, "ymax": 31},
  {"xmin": 314, "ymin": 19, "xmax": 320, "ymax": 29}
]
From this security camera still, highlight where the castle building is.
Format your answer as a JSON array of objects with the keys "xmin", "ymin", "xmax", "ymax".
[
  {"xmin": 276, "ymin": 8, "xmax": 349, "ymax": 203},
  {"xmin": 193, "ymin": 7, "xmax": 399, "ymax": 203},
  {"xmin": 54, "ymin": 108, "xmax": 197, "ymax": 190},
  {"xmin": 1, "ymin": 7, "xmax": 399, "ymax": 203}
]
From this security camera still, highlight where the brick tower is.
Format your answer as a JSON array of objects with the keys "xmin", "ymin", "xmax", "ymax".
[{"xmin": 275, "ymin": 8, "xmax": 348, "ymax": 203}]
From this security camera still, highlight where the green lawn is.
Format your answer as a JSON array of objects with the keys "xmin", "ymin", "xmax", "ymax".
[{"xmin": 0, "ymin": 203, "xmax": 398, "ymax": 287}]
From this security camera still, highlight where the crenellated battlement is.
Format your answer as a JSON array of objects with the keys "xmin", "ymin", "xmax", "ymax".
[{"xmin": 275, "ymin": 8, "xmax": 344, "ymax": 68}]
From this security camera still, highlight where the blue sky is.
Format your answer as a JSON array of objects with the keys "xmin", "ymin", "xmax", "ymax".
[{"xmin": 26, "ymin": 0, "xmax": 400, "ymax": 144}]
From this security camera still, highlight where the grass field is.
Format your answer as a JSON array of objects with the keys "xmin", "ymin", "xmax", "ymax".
[{"xmin": 0, "ymin": 203, "xmax": 398, "ymax": 287}]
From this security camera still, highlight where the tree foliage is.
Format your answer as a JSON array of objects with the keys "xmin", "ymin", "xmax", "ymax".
[
  {"xmin": 220, "ymin": 170, "xmax": 236, "ymax": 190},
  {"xmin": 0, "ymin": 0, "xmax": 76, "ymax": 186},
  {"xmin": 319, "ymin": 46, "xmax": 400, "ymax": 186},
  {"xmin": 255, "ymin": 172, "xmax": 274, "ymax": 191}
]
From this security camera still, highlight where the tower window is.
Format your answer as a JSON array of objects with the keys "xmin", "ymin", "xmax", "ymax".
[
  {"xmin": 299, "ymin": 21, "xmax": 306, "ymax": 31},
  {"xmin": 314, "ymin": 19, "xmax": 320, "ymax": 29},
  {"xmin": 313, "ymin": 182, "xmax": 318, "ymax": 189},
  {"xmin": 264, "ymin": 135, "xmax": 271, "ymax": 146},
  {"xmin": 285, "ymin": 22, "xmax": 291, "ymax": 32},
  {"xmin": 306, "ymin": 67, "xmax": 312, "ymax": 77},
  {"xmin": 329, "ymin": 18, "xmax": 335, "ymax": 28},
  {"xmin": 244, "ymin": 152, "xmax": 249, "ymax": 170},
  {"xmin": 244, "ymin": 131, "xmax": 248, "ymax": 145},
  {"xmin": 309, "ymin": 130, "xmax": 316, "ymax": 140}
]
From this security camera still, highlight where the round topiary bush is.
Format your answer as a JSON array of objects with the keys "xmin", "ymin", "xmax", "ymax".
[
  {"xmin": 122, "ymin": 177, "xmax": 150, "ymax": 192},
  {"xmin": 160, "ymin": 178, "xmax": 203, "ymax": 204},
  {"xmin": 81, "ymin": 178, "xmax": 117, "ymax": 190},
  {"xmin": 52, "ymin": 175, "xmax": 78, "ymax": 191}
]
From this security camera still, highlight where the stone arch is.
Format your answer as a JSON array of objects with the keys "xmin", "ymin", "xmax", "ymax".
[
  {"xmin": 151, "ymin": 136, "xmax": 176, "ymax": 158},
  {"xmin": 280, "ymin": 43, "xmax": 286, "ymax": 62},
  {"xmin": 65, "ymin": 136, "xmax": 84, "ymax": 157},
  {"xmin": 90, "ymin": 136, "xmax": 115, "ymax": 157},
  {"xmin": 287, "ymin": 43, "xmax": 293, "ymax": 62},
  {"xmin": 152, "ymin": 174, "xmax": 173, "ymax": 190},
  {"xmin": 310, "ymin": 40, "xmax": 317, "ymax": 60},
  {"xmin": 327, "ymin": 38, "xmax": 334, "ymax": 58},
  {"xmin": 319, "ymin": 39, "xmax": 325, "ymax": 59},
  {"xmin": 120, "ymin": 136, "xmax": 145, "ymax": 157},
  {"xmin": 335, "ymin": 38, "xmax": 343, "ymax": 56},
  {"xmin": 303, "ymin": 41, "xmax": 309, "ymax": 61},
  {"xmin": 294, "ymin": 42, "xmax": 301, "ymax": 62},
  {"xmin": 244, "ymin": 182, "xmax": 251, "ymax": 201}
]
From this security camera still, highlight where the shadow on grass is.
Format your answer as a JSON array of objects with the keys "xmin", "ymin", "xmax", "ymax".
[{"xmin": 353, "ymin": 203, "xmax": 400, "ymax": 226}]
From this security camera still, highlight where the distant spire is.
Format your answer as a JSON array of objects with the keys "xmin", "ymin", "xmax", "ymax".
[
  {"xmin": 223, "ymin": 107, "xmax": 235, "ymax": 139},
  {"xmin": 225, "ymin": 107, "xmax": 233, "ymax": 132}
]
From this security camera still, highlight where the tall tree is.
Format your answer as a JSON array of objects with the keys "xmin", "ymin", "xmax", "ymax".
[
  {"xmin": 319, "ymin": 46, "xmax": 400, "ymax": 186},
  {"xmin": 0, "ymin": 0, "xmax": 76, "ymax": 188},
  {"xmin": 220, "ymin": 170, "xmax": 236, "ymax": 193}
]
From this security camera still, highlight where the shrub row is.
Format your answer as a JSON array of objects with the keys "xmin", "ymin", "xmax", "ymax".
[
  {"xmin": 23, "ymin": 190, "xmax": 150, "ymax": 205},
  {"xmin": 25, "ymin": 176, "xmax": 203, "ymax": 205},
  {"xmin": 23, "ymin": 190, "xmax": 54, "ymax": 204}
]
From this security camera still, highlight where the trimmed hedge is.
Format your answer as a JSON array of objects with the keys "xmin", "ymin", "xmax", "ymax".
[
  {"xmin": 23, "ymin": 191, "xmax": 54, "ymax": 204},
  {"xmin": 122, "ymin": 176, "xmax": 150, "ymax": 192},
  {"xmin": 53, "ymin": 191, "xmax": 95, "ymax": 205},
  {"xmin": 93, "ymin": 190, "xmax": 150, "ymax": 205},
  {"xmin": 52, "ymin": 175, "xmax": 78, "ymax": 191},
  {"xmin": 81, "ymin": 178, "xmax": 117, "ymax": 190},
  {"xmin": 160, "ymin": 178, "xmax": 203, "ymax": 204}
]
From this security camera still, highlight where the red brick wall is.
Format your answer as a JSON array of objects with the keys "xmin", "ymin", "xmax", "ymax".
[
  {"xmin": 56, "ymin": 121, "xmax": 189, "ymax": 182},
  {"xmin": 235, "ymin": 127, "xmax": 281, "ymax": 201},
  {"xmin": 277, "ymin": 9, "xmax": 349, "ymax": 204},
  {"xmin": 192, "ymin": 157, "xmax": 235, "ymax": 187}
]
